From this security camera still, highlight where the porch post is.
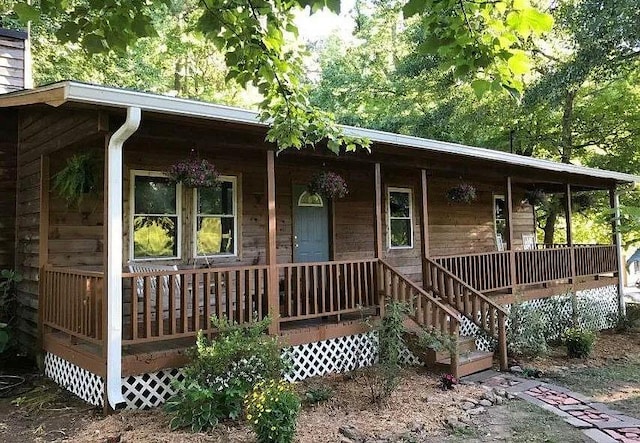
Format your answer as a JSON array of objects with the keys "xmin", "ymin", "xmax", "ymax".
[
  {"xmin": 420, "ymin": 169, "xmax": 430, "ymax": 287},
  {"xmin": 609, "ymin": 186, "xmax": 626, "ymax": 317},
  {"xmin": 505, "ymin": 177, "xmax": 517, "ymax": 291},
  {"xmin": 266, "ymin": 150, "xmax": 279, "ymax": 335},
  {"xmin": 564, "ymin": 184, "xmax": 576, "ymax": 282},
  {"xmin": 104, "ymin": 107, "xmax": 141, "ymax": 410},
  {"xmin": 374, "ymin": 163, "xmax": 383, "ymax": 258}
]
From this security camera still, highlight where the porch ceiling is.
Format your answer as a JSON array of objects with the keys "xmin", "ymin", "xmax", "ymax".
[{"xmin": 1, "ymin": 80, "xmax": 638, "ymax": 189}]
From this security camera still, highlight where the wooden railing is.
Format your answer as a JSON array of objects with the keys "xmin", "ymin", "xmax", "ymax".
[
  {"xmin": 424, "ymin": 258, "xmax": 508, "ymax": 370},
  {"xmin": 433, "ymin": 251, "xmax": 511, "ymax": 293},
  {"xmin": 121, "ymin": 265, "xmax": 269, "ymax": 344},
  {"xmin": 41, "ymin": 266, "xmax": 104, "ymax": 345},
  {"xmin": 378, "ymin": 259, "xmax": 462, "ymax": 375},
  {"xmin": 277, "ymin": 259, "xmax": 378, "ymax": 323},
  {"xmin": 574, "ymin": 245, "xmax": 617, "ymax": 277},
  {"xmin": 434, "ymin": 244, "xmax": 618, "ymax": 292},
  {"xmin": 514, "ymin": 248, "xmax": 573, "ymax": 285}
]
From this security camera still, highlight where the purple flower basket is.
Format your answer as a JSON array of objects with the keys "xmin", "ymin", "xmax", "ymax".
[
  {"xmin": 307, "ymin": 171, "xmax": 348, "ymax": 199},
  {"xmin": 167, "ymin": 156, "xmax": 220, "ymax": 188}
]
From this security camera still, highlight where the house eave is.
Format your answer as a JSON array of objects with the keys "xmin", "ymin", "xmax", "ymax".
[{"xmin": 1, "ymin": 80, "xmax": 638, "ymax": 185}]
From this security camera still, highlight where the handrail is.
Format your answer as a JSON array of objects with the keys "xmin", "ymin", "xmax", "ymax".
[
  {"xmin": 425, "ymin": 258, "xmax": 508, "ymax": 316},
  {"xmin": 424, "ymin": 257, "xmax": 508, "ymax": 370},
  {"xmin": 378, "ymin": 259, "xmax": 461, "ymax": 319}
]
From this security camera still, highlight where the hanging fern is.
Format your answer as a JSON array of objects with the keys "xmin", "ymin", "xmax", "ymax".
[{"xmin": 53, "ymin": 153, "xmax": 100, "ymax": 208}]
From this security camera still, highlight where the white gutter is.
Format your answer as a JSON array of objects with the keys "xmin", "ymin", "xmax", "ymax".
[{"xmin": 106, "ymin": 106, "xmax": 141, "ymax": 409}]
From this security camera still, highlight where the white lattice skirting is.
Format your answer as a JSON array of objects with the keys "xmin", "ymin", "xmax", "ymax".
[
  {"xmin": 462, "ymin": 284, "xmax": 620, "ymax": 351},
  {"xmin": 44, "ymin": 353, "xmax": 104, "ymax": 407}
]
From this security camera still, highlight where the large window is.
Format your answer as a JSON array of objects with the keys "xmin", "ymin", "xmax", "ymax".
[
  {"xmin": 131, "ymin": 171, "xmax": 181, "ymax": 260},
  {"xmin": 195, "ymin": 177, "xmax": 237, "ymax": 257},
  {"xmin": 388, "ymin": 188, "xmax": 413, "ymax": 249}
]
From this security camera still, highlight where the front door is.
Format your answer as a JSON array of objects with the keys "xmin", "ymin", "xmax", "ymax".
[{"xmin": 293, "ymin": 185, "xmax": 329, "ymax": 263}]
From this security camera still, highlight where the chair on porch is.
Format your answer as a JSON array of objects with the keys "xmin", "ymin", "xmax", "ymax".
[
  {"xmin": 522, "ymin": 233, "xmax": 536, "ymax": 250},
  {"xmin": 127, "ymin": 263, "xmax": 181, "ymax": 300}
]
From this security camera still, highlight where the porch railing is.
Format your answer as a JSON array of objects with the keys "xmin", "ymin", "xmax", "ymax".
[
  {"xmin": 434, "ymin": 244, "xmax": 617, "ymax": 292},
  {"xmin": 121, "ymin": 265, "xmax": 269, "ymax": 345},
  {"xmin": 41, "ymin": 266, "xmax": 104, "ymax": 345},
  {"xmin": 277, "ymin": 258, "xmax": 378, "ymax": 323}
]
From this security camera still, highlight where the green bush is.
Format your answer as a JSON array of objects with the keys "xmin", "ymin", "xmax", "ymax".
[
  {"xmin": 507, "ymin": 302, "xmax": 548, "ymax": 357},
  {"xmin": 564, "ymin": 327, "xmax": 596, "ymax": 358},
  {"xmin": 165, "ymin": 316, "xmax": 286, "ymax": 432},
  {"xmin": 303, "ymin": 385, "xmax": 333, "ymax": 405},
  {"xmin": 245, "ymin": 379, "xmax": 301, "ymax": 443}
]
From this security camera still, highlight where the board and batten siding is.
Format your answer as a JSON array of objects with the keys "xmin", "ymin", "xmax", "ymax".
[
  {"xmin": 0, "ymin": 29, "xmax": 27, "ymax": 94},
  {"xmin": 14, "ymin": 108, "xmax": 102, "ymax": 350}
]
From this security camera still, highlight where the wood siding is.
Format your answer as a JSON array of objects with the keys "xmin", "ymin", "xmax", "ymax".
[
  {"xmin": 0, "ymin": 31, "xmax": 25, "ymax": 94},
  {"xmin": 0, "ymin": 110, "xmax": 17, "ymax": 270},
  {"xmin": 14, "ymin": 108, "xmax": 101, "ymax": 350}
]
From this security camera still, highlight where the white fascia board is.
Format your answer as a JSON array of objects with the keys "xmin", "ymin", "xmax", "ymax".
[{"xmin": 4, "ymin": 81, "xmax": 639, "ymax": 184}]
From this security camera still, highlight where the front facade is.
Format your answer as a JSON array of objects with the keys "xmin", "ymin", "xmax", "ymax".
[{"xmin": 0, "ymin": 82, "xmax": 634, "ymax": 410}]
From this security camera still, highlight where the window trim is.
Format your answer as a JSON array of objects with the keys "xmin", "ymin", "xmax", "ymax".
[
  {"xmin": 387, "ymin": 187, "xmax": 414, "ymax": 250},
  {"xmin": 192, "ymin": 175, "xmax": 238, "ymax": 258},
  {"xmin": 129, "ymin": 169, "xmax": 182, "ymax": 262}
]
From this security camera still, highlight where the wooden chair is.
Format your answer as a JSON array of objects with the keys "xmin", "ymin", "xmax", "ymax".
[
  {"xmin": 522, "ymin": 233, "xmax": 536, "ymax": 250},
  {"xmin": 127, "ymin": 263, "xmax": 180, "ymax": 300},
  {"xmin": 496, "ymin": 233, "xmax": 506, "ymax": 251}
]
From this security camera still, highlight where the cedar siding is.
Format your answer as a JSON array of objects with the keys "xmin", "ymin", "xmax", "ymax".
[{"xmin": 0, "ymin": 110, "xmax": 17, "ymax": 270}]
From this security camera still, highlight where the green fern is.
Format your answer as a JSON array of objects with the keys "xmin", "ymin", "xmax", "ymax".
[{"xmin": 53, "ymin": 153, "xmax": 100, "ymax": 208}]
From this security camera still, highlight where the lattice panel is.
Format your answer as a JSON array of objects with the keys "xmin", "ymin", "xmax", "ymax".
[
  {"xmin": 575, "ymin": 285, "xmax": 618, "ymax": 330},
  {"xmin": 121, "ymin": 369, "xmax": 185, "ymax": 410},
  {"xmin": 44, "ymin": 353, "xmax": 104, "ymax": 407}
]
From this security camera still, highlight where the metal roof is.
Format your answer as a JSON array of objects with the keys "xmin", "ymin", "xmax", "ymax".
[{"xmin": 1, "ymin": 81, "xmax": 638, "ymax": 184}]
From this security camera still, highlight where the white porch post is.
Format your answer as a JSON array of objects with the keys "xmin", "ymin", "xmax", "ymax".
[
  {"xmin": 610, "ymin": 187, "xmax": 626, "ymax": 317},
  {"xmin": 105, "ymin": 107, "xmax": 141, "ymax": 409}
]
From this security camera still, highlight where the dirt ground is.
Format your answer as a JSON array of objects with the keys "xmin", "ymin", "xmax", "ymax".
[{"xmin": 3, "ymin": 329, "xmax": 639, "ymax": 442}]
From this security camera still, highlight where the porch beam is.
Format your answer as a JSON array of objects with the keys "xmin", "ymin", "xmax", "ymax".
[
  {"xmin": 505, "ymin": 177, "xmax": 517, "ymax": 290},
  {"xmin": 609, "ymin": 187, "xmax": 625, "ymax": 316},
  {"xmin": 420, "ymin": 169, "xmax": 430, "ymax": 287},
  {"xmin": 374, "ymin": 163, "xmax": 383, "ymax": 258},
  {"xmin": 266, "ymin": 150, "xmax": 279, "ymax": 335}
]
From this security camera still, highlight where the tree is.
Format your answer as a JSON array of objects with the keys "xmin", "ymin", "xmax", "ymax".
[{"xmin": 3, "ymin": 0, "xmax": 553, "ymax": 153}]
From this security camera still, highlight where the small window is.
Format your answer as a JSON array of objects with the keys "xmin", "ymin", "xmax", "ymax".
[
  {"xmin": 494, "ymin": 195, "xmax": 506, "ymax": 244},
  {"xmin": 195, "ymin": 177, "xmax": 237, "ymax": 256},
  {"xmin": 298, "ymin": 191, "xmax": 324, "ymax": 207},
  {"xmin": 131, "ymin": 171, "xmax": 181, "ymax": 260},
  {"xmin": 388, "ymin": 188, "xmax": 413, "ymax": 249}
]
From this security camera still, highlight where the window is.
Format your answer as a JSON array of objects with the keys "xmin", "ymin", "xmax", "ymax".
[
  {"xmin": 494, "ymin": 195, "xmax": 507, "ymax": 250},
  {"xmin": 388, "ymin": 188, "xmax": 413, "ymax": 248},
  {"xmin": 194, "ymin": 177, "xmax": 237, "ymax": 256},
  {"xmin": 131, "ymin": 171, "xmax": 181, "ymax": 260},
  {"xmin": 297, "ymin": 191, "xmax": 324, "ymax": 207}
]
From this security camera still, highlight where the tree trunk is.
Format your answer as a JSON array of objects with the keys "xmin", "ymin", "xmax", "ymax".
[{"xmin": 543, "ymin": 206, "xmax": 559, "ymax": 245}]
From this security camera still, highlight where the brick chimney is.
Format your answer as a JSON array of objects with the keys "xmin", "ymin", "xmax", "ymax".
[{"xmin": 0, "ymin": 28, "xmax": 32, "ymax": 94}]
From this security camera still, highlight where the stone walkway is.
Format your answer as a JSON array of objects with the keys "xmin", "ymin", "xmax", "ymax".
[{"xmin": 468, "ymin": 371, "xmax": 640, "ymax": 443}]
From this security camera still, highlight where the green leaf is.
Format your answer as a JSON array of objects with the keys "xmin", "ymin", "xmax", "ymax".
[
  {"xmin": 14, "ymin": 3, "xmax": 40, "ymax": 23},
  {"xmin": 520, "ymin": 8, "xmax": 554, "ymax": 33},
  {"xmin": 471, "ymin": 79, "xmax": 492, "ymax": 98},
  {"xmin": 507, "ymin": 51, "xmax": 530, "ymax": 75},
  {"xmin": 403, "ymin": 0, "xmax": 425, "ymax": 18}
]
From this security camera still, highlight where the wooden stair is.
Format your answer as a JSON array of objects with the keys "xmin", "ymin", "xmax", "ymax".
[{"xmin": 403, "ymin": 323, "xmax": 494, "ymax": 377}]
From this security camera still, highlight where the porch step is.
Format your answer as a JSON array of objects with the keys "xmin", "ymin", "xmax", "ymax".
[{"xmin": 435, "ymin": 350, "xmax": 495, "ymax": 378}]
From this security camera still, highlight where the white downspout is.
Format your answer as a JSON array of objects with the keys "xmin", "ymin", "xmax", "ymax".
[{"xmin": 106, "ymin": 107, "xmax": 141, "ymax": 409}]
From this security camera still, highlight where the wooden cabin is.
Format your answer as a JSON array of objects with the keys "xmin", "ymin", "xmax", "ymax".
[{"xmin": 0, "ymin": 80, "xmax": 635, "ymax": 410}]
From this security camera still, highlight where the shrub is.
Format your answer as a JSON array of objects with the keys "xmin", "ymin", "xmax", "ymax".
[
  {"xmin": 419, "ymin": 327, "xmax": 457, "ymax": 356},
  {"xmin": 245, "ymin": 379, "xmax": 301, "ymax": 443},
  {"xmin": 564, "ymin": 327, "xmax": 596, "ymax": 358},
  {"xmin": 166, "ymin": 316, "xmax": 286, "ymax": 432},
  {"xmin": 303, "ymin": 385, "xmax": 333, "ymax": 405},
  {"xmin": 507, "ymin": 302, "xmax": 548, "ymax": 357},
  {"xmin": 360, "ymin": 300, "xmax": 408, "ymax": 406}
]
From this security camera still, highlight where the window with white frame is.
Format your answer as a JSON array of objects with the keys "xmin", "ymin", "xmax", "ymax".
[
  {"xmin": 388, "ymin": 188, "xmax": 413, "ymax": 248},
  {"xmin": 131, "ymin": 171, "xmax": 181, "ymax": 260},
  {"xmin": 194, "ymin": 177, "xmax": 237, "ymax": 256},
  {"xmin": 493, "ymin": 194, "xmax": 507, "ymax": 243}
]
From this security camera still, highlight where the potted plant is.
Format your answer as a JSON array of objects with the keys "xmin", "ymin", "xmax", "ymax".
[
  {"xmin": 524, "ymin": 189, "xmax": 546, "ymax": 206},
  {"xmin": 307, "ymin": 171, "xmax": 348, "ymax": 199},
  {"xmin": 446, "ymin": 182, "xmax": 477, "ymax": 204},
  {"xmin": 53, "ymin": 152, "xmax": 101, "ymax": 209},
  {"xmin": 167, "ymin": 153, "xmax": 220, "ymax": 188}
]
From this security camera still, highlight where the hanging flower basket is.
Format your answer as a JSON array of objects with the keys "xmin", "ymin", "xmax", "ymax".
[
  {"xmin": 167, "ymin": 154, "xmax": 220, "ymax": 188},
  {"xmin": 524, "ymin": 189, "xmax": 546, "ymax": 206},
  {"xmin": 446, "ymin": 183, "xmax": 477, "ymax": 204},
  {"xmin": 307, "ymin": 171, "xmax": 348, "ymax": 199}
]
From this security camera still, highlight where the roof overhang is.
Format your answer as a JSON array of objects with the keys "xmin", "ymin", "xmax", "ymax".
[{"xmin": 1, "ymin": 81, "xmax": 638, "ymax": 186}]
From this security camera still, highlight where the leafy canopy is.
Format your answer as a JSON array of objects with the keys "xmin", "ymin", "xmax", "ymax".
[{"xmin": 5, "ymin": 0, "xmax": 553, "ymax": 152}]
